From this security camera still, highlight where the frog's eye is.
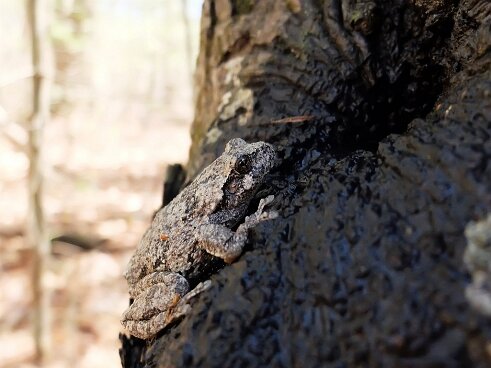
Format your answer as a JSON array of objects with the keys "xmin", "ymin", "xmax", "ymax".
[{"xmin": 236, "ymin": 156, "xmax": 251, "ymax": 174}]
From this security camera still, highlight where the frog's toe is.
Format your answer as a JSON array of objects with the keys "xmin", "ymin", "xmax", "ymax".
[
  {"xmin": 121, "ymin": 275, "xmax": 190, "ymax": 339},
  {"xmin": 122, "ymin": 311, "xmax": 170, "ymax": 340},
  {"xmin": 122, "ymin": 292, "xmax": 182, "ymax": 339},
  {"xmin": 122, "ymin": 291, "xmax": 189, "ymax": 339}
]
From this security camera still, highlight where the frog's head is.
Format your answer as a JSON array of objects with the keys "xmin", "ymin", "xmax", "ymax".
[{"xmin": 221, "ymin": 138, "xmax": 276, "ymax": 208}]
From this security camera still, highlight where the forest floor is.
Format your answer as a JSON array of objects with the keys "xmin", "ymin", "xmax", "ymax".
[{"xmin": 0, "ymin": 106, "xmax": 191, "ymax": 367}]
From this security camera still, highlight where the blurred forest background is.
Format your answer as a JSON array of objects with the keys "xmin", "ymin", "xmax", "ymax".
[{"xmin": 0, "ymin": 0, "xmax": 201, "ymax": 367}]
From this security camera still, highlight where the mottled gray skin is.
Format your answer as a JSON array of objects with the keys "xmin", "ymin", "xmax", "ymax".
[{"xmin": 121, "ymin": 138, "xmax": 277, "ymax": 339}]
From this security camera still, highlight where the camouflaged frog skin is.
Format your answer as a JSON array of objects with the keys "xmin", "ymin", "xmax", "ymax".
[{"xmin": 121, "ymin": 138, "xmax": 277, "ymax": 339}]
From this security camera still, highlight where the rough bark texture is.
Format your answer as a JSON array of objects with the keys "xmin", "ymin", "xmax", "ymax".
[{"xmin": 121, "ymin": 0, "xmax": 491, "ymax": 367}]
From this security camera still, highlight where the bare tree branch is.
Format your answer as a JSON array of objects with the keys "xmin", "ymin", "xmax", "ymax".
[
  {"xmin": 26, "ymin": 0, "xmax": 52, "ymax": 363},
  {"xmin": 180, "ymin": 0, "xmax": 195, "ymax": 102}
]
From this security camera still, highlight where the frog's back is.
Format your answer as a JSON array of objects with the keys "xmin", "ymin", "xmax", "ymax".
[
  {"xmin": 124, "ymin": 154, "xmax": 230, "ymax": 289},
  {"xmin": 124, "ymin": 215, "xmax": 198, "ymax": 289}
]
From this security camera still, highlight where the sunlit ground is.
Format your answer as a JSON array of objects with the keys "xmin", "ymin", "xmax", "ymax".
[{"xmin": 0, "ymin": 1, "xmax": 201, "ymax": 367}]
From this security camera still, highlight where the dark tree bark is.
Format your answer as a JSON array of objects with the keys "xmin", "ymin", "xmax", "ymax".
[{"xmin": 121, "ymin": 0, "xmax": 491, "ymax": 367}]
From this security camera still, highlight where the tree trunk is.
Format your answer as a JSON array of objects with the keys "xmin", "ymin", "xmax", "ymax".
[
  {"xmin": 180, "ymin": 0, "xmax": 195, "ymax": 101},
  {"xmin": 121, "ymin": 0, "xmax": 491, "ymax": 367},
  {"xmin": 27, "ymin": 0, "xmax": 52, "ymax": 363}
]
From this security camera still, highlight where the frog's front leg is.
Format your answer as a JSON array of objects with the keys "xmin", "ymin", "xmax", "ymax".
[
  {"xmin": 198, "ymin": 195, "xmax": 277, "ymax": 263},
  {"xmin": 121, "ymin": 271, "xmax": 189, "ymax": 339}
]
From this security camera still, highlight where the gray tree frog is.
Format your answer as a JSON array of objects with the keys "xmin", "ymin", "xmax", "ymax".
[{"xmin": 121, "ymin": 138, "xmax": 277, "ymax": 339}]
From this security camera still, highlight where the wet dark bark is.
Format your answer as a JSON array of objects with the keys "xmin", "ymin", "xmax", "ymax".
[{"xmin": 121, "ymin": 0, "xmax": 491, "ymax": 367}]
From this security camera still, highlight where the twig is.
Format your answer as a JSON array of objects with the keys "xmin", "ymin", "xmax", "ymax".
[
  {"xmin": 2, "ymin": 131, "xmax": 26, "ymax": 153},
  {"xmin": 0, "ymin": 69, "xmax": 35, "ymax": 89},
  {"xmin": 270, "ymin": 115, "xmax": 316, "ymax": 123}
]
